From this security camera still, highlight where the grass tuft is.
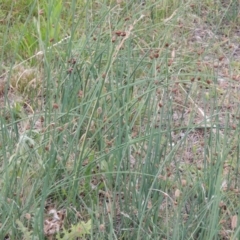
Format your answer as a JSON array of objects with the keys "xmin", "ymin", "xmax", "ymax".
[{"xmin": 1, "ymin": 0, "xmax": 240, "ymax": 239}]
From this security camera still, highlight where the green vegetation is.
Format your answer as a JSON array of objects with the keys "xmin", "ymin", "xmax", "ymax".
[{"xmin": 1, "ymin": 0, "xmax": 240, "ymax": 239}]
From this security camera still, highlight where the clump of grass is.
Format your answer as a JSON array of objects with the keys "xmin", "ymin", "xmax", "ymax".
[{"xmin": 1, "ymin": 0, "xmax": 240, "ymax": 239}]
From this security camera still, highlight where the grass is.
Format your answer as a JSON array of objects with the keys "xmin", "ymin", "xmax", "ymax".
[{"xmin": 1, "ymin": 0, "xmax": 240, "ymax": 239}]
